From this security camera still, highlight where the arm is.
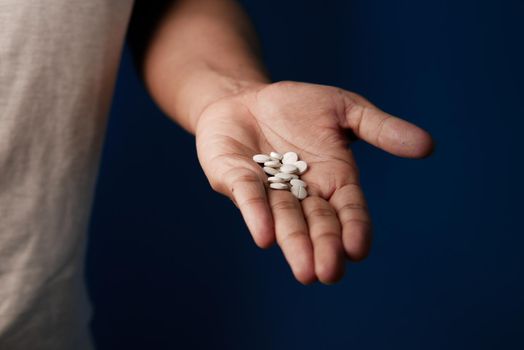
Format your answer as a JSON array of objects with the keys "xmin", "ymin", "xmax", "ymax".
[
  {"xmin": 128, "ymin": 0, "xmax": 434, "ymax": 284},
  {"xmin": 128, "ymin": 0, "xmax": 268, "ymax": 133}
]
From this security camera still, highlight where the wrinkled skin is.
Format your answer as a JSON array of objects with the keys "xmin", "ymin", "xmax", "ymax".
[{"xmin": 196, "ymin": 81, "xmax": 433, "ymax": 284}]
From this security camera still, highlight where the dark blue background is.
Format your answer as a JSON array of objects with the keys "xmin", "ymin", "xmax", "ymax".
[{"xmin": 86, "ymin": 0, "xmax": 524, "ymax": 349}]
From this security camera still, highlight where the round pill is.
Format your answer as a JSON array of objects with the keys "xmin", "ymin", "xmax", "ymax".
[
  {"xmin": 291, "ymin": 185, "xmax": 308, "ymax": 200},
  {"xmin": 268, "ymin": 176, "xmax": 286, "ymax": 183},
  {"xmin": 280, "ymin": 164, "xmax": 298, "ymax": 174},
  {"xmin": 275, "ymin": 172, "xmax": 293, "ymax": 181},
  {"xmin": 264, "ymin": 160, "xmax": 281, "ymax": 168},
  {"xmin": 282, "ymin": 152, "xmax": 298, "ymax": 164},
  {"xmin": 263, "ymin": 166, "xmax": 279, "ymax": 175},
  {"xmin": 270, "ymin": 182, "xmax": 289, "ymax": 190},
  {"xmin": 290, "ymin": 179, "xmax": 307, "ymax": 188},
  {"xmin": 270, "ymin": 151, "xmax": 283, "ymax": 160},
  {"xmin": 294, "ymin": 160, "xmax": 308, "ymax": 174},
  {"xmin": 253, "ymin": 154, "xmax": 271, "ymax": 163}
]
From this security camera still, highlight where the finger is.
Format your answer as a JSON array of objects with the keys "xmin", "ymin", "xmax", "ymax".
[
  {"xmin": 269, "ymin": 190, "xmax": 316, "ymax": 284},
  {"xmin": 302, "ymin": 196, "xmax": 345, "ymax": 284},
  {"xmin": 342, "ymin": 93, "xmax": 434, "ymax": 158},
  {"xmin": 224, "ymin": 168, "xmax": 275, "ymax": 248},
  {"xmin": 329, "ymin": 183, "xmax": 372, "ymax": 261}
]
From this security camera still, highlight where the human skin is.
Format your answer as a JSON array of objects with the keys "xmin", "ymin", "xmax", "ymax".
[{"xmin": 129, "ymin": 0, "xmax": 434, "ymax": 284}]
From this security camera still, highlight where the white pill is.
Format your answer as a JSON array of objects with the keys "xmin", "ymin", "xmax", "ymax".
[
  {"xmin": 268, "ymin": 176, "xmax": 286, "ymax": 183},
  {"xmin": 290, "ymin": 179, "xmax": 307, "ymax": 188},
  {"xmin": 270, "ymin": 182, "xmax": 289, "ymax": 190},
  {"xmin": 289, "ymin": 174, "xmax": 299, "ymax": 179},
  {"xmin": 282, "ymin": 152, "xmax": 298, "ymax": 164},
  {"xmin": 294, "ymin": 160, "xmax": 308, "ymax": 174},
  {"xmin": 291, "ymin": 185, "xmax": 308, "ymax": 200},
  {"xmin": 263, "ymin": 166, "xmax": 279, "ymax": 175},
  {"xmin": 275, "ymin": 172, "xmax": 293, "ymax": 181},
  {"xmin": 270, "ymin": 151, "xmax": 283, "ymax": 160},
  {"xmin": 253, "ymin": 154, "xmax": 271, "ymax": 163},
  {"xmin": 280, "ymin": 164, "xmax": 298, "ymax": 174},
  {"xmin": 264, "ymin": 160, "xmax": 281, "ymax": 168}
]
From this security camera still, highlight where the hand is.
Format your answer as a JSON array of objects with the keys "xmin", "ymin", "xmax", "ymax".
[{"xmin": 195, "ymin": 81, "xmax": 433, "ymax": 284}]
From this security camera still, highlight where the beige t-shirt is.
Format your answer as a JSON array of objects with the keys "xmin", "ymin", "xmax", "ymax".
[{"xmin": 0, "ymin": 1, "xmax": 134, "ymax": 349}]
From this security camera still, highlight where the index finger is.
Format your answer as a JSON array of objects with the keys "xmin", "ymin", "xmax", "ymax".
[{"xmin": 222, "ymin": 168, "xmax": 275, "ymax": 248}]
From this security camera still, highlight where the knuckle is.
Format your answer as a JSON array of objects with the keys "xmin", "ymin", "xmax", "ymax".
[
  {"xmin": 278, "ymin": 230, "xmax": 306, "ymax": 246},
  {"xmin": 346, "ymin": 103, "xmax": 366, "ymax": 134},
  {"xmin": 375, "ymin": 115, "xmax": 391, "ymax": 145},
  {"xmin": 223, "ymin": 169, "xmax": 261, "ymax": 193},
  {"xmin": 230, "ymin": 172, "xmax": 260, "ymax": 188},
  {"xmin": 271, "ymin": 199, "xmax": 298, "ymax": 211},
  {"xmin": 313, "ymin": 232, "xmax": 340, "ymax": 244},
  {"xmin": 238, "ymin": 196, "xmax": 266, "ymax": 209},
  {"xmin": 339, "ymin": 202, "xmax": 368, "ymax": 213},
  {"xmin": 308, "ymin": 207, "xmax": 335, "ymax": 218},
  {"xmin": 341, "ymin": 218, "xmax": 372, "ymax": 232}
]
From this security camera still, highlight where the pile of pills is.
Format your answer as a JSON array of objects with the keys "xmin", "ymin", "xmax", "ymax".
[{"xmin": 252, "ymin": 151, "xmax": 308, "ymax": 200}]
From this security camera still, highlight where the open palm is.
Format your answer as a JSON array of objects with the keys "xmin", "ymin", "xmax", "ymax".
[{"xmin": 195, "ymin": 81, "xmax": 433, "ymax": 284}]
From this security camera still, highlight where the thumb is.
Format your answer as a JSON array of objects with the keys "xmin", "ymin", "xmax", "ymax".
[{"xmin": 342, "ymin": 92, "xmax": 434, "ymax": 158}]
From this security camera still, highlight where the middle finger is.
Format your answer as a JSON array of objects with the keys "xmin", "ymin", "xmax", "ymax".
[{"xmin": 269, "ymin": 190, "xmax": 316, "ymax": 284}]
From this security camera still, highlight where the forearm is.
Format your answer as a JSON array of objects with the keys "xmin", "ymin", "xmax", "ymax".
[{"xmin": 134, "ymin": 0, "xmax": 269, "ymax": 134}]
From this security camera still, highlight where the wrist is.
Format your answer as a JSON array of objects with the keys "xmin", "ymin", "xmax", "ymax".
[{"xmin": 179, "ymin": 63, "xmax": 269, "ymax": 134}]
